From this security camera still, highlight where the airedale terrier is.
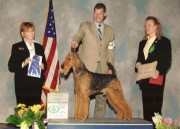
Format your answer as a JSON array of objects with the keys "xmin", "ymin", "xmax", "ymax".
[{"xmin": 60, "ymin": 52, "xmax": 132, "ymax": 121}]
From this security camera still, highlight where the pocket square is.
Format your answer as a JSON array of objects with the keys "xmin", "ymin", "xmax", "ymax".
[{"xmin": 19, "ymin": 47, "xmax": 24, "ymax": 50}]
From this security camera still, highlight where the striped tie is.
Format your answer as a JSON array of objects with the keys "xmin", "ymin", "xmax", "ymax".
[{"xmin": 98, "ymin": 24, "xmax": 102, "ymax": 41}]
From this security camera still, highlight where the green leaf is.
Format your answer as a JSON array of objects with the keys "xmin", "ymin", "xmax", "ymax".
[
  {"xmin": 6, "ymin": 104, "xmax": 46, "ymax": 129},
  {"xmin": 6, "ymin": 115, "xmax": 22, "ymax": 126}
]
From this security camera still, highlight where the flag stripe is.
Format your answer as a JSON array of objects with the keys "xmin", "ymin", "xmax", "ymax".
[
  {"xmin": 41, "ymin": 0, "xmax": 60, "ymax": 103},
  {"xmin": 42, "ymin": 36, "xmax": 48, "ymax": 49},
  {"xmin": 43, "ymin": 39, "xmax": 58, "ymax": 88},
  {"xmin": 49, "ymin": 61, "xmax": 59, "ymax": 90},
  {"xmin": 44, "ymin": 38, "xmax": 58, "ymax": 86},
  {"xmin": 44, "ymin": 37, "xmax": 56, "ymax": 79}
]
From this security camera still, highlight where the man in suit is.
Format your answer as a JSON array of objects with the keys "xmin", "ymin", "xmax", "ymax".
[{"xmin": 71, "ymin": 3, "xmax": 115, "ymax": 118}]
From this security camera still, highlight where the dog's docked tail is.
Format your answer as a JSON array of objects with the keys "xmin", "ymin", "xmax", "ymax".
[{"xmin": 107, "ymin": 62, "xmax": 117, "ymax": 77}]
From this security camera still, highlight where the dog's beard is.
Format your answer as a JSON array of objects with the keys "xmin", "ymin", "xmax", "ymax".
[{"xmin": 59, "ymin": 67, "xmax": 71, "ymax": 76}]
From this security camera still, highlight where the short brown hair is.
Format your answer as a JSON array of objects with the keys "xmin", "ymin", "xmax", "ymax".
[
  {"xmin": 144, "ymin": 16, "xmax": 162, "ymax": 40},
  {"xmin": 94, "ymin": 3, "xmax": 106, "ymax": 12},
  {"xmin": 20, "ymin": 22, "xmax": 35, "ymax": 33}
]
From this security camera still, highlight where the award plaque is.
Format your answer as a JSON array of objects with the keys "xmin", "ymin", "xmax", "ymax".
[{"xmin": 47, "ymin": 93, "xmax": 69, "ymax": 119}]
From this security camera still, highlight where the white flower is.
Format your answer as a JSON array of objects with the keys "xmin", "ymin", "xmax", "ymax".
[
  {"xmin": 152, "ymin": 112, "xmax": 179, "ymax": 129},
  {"xmin": 152, "ymin": 113, "xmax": 162, "ymax": 126},
  {"xmin": 20, "ymin": 121, "xmax": 29, "ymax": 129},
  {"xmin": 32, "ymin": 122, "xmax": 39, "ymax": 129}
]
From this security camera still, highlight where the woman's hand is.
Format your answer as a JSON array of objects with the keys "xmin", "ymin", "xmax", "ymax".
[
  {"xmin": 135, "ymin": 62, "xmax": 142, "ymax": 69},
  {"xmin": 40, "ymin": 63, "xmax": 44, "ymax": 70},
  {"xmin": 23, "ymin": 57, "xmax": 31, "ymax": 67}
]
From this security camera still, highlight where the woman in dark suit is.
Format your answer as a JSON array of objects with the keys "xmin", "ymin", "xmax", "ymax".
[
  {"xmin": 135, "ymin": 16, "xmax": 172, "ymax": 124},
  {"xmin": 8, "ymin": 22, "xmax": 47, "ymax": 106}
]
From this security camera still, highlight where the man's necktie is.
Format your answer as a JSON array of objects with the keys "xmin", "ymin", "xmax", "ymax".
[{"xmin": 98, "ymin": 24, "xmax": 102, "ymax": 41}]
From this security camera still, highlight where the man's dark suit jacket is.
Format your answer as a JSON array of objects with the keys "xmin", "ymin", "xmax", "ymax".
[
  {"xmin": 135, "ymin": 36, "xmax": 172, "ymax": 88},
  {"xmin": 8, "ymin": 40, "xmax": 47, "ymax": 105}
]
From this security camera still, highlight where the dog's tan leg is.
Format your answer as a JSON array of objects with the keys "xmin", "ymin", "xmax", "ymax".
[
  {"xmin": 77, "ymin": 93, "xmax": 89, "ymax": 121},
  {"xmin": 104, "ymin": 81, "xmax": 132, "ymax": 120},
  {"xmin": 74, "ymin": 93, "xmax": 80, "ymax": 120},
  {"xmin": 114, "ymin": 92, "xmax": 132, "ymax": 120},
  {"xmin": 105, "ymin": 88, "xmax": 124, "ymax": 119},
  {"xmin": 114, "ymin": 83, "xmax": 132, "ymax": 121},
  {"xmin": 113, "ymin": 89, "xmax": 132, "ymax": 120}
]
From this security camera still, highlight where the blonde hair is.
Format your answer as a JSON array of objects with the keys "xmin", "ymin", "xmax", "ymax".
[{"xmin": 144, "ymin": 16, "xmax": 162, "ymax": 40}]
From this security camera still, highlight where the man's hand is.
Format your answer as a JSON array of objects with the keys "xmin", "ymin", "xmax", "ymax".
[
  {"xmin": 109, "ymin": 70, "xmax": 112, "ymax": 74},
  {"xmin": 71, "ymin": 40, "xmax": 79, "ymax": 48}
]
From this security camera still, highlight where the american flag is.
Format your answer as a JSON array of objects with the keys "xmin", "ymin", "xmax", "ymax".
[{"xmin": 41, "ymin": 0, "xmax": 60, "ymax": 103}]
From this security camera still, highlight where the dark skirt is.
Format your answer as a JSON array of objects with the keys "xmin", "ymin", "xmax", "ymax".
[{"xmin": 15, "ymin": 73, "xmax": 43, "ymax": 106}]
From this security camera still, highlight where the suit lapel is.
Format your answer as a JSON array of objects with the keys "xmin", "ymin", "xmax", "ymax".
[
  {"xmin": 21, "ymin": 41, "xmax": 30, "ymax": 56},
  {"xmin": 141, "ymin": 40, "xmax": 147, "ymax": 61},
  {"xmin": 91, "ymin": 22, "xmax": 101, "ymax": 44},
  {"xmin": 102, "ymin": 24, "xmax": 107, "ymax": 41},
  {"xmin": 150, "ymin": 38, "xmax": 158, "ymax": 48},
  {"xmin": 144, "ymin": 38, "xmax": 159, "ymax": 60},
  {"xmin": 34, "ymin": 43, "xmax": 37, "ymax": 55},
  {"xmin": 34, "ymin": 43, "xmax": 40, "ymax": 55}
]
